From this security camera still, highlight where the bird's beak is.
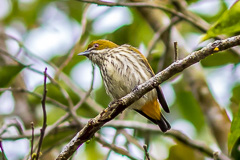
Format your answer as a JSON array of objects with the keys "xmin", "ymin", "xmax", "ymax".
[{"xmin": 78, "ymin": 50, "xmax": 90, "ymax": 56}]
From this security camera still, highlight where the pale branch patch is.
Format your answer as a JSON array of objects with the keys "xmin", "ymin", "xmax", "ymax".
[{"xmin": 56, "ymin": 35, "xmax": 240, "ymax": 160}]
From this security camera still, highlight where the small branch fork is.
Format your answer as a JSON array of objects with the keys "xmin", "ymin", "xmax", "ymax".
[
  {"xmin": 56, "ymin": 35, "xmax": 240, "ymax": 160},
  {"xmin": 36, "ymin": 67, "xmax": 48, "ymax": 160},
  {"xmin": 143, "ymin": 144, "xmax": 151, "ymax": 160},
  {"xmin": 0, "ymin": 139, "xmax": 6, "ymax": 160}
]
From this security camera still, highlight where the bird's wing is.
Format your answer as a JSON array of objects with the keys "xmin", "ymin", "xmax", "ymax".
[{"xmin": 127, "ymin": 45, "xmax": 170, "ymax": 113}]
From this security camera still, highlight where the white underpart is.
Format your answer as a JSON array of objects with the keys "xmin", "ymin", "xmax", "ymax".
[{"xmin": 94, "ymin": 47, "xmax": 157, "ymax": 110}]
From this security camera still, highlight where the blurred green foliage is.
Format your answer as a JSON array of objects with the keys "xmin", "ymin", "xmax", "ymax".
[
  {"xmin": 1, "ymin": 0, "xmax": 240, "ymax": 159},
  {"xmin": 202, "ymin": 1, "xmax": 240, "ymax": 40},
  {"xmin": 84, "ymin": 140, "xmax": 105, "ymax": 160},
  {"xmin": 201, "ymin": 50, "xmax": 240, "ymax": 67},
  {"xmin": 173, "ymin": 79, "xmax": 205, "ymax": 131},
  {"xmin": 228, "ymin": 104, "xmax": 240, "ymax": 159},
  {"xmin": 167, "ymin": 142, "xmax": 204, "ymax": 160},
  {"xmin": 0, "ymin": 65, "xmax": 25, "ymax": 88},
  {"xmin": 32, "ymin": 82, "xmax": 80, "ymax": 106},
  {"xmin": 230, "ymin": 83, "xmax": 240, "ymax": 105},
  {"xmin": 107, "ymin": 9, "xmax": 154, "ymax": 47}
]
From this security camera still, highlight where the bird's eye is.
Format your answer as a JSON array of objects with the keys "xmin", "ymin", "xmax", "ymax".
[{"xmin": 94, "ymin": 43, "xmax": 99, "ymax": 48}]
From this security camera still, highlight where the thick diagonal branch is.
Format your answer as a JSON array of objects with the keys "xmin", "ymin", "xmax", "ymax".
[{"xmin": 56, "ymin": 35, "xmax": 240, "ymax": 160}]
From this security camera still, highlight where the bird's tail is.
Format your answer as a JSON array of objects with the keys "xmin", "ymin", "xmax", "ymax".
[
  {"xmin": 156, "ymin": 113, "xmax": 171, "ymax": 132},
  {"xmin": 134, "ymin": 110, "xmax": 171, "ymax": 132}
]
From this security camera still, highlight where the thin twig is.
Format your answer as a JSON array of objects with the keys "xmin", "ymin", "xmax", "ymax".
[
  {"xmin": 74, "ymin": 64, "xmax": 95, "ymax": 109},
  {"xmin": 0, "ymin": 88, "xmax": 68, "ymax": 110},
  {"xmin": 120, "ymin": 130, "xmax": 143, "ymax": 151},
  {"xmin": 0, "ymin": 139, "xmax": 6, "ymax": 160},
  {"xmin": 0, "ymin": 118, "xmax": 24, "ymax": 136},
  {"xmin": 213, "ymin": 152, "xmax": 219, "ymax": 160},
  {"xmin": 147, "ymin": 17, "xmax": 180, "ymax": 56},
  {"xmin": 68, "ymin": 64, "xmax": 95, "ymax": 127},
  {"xmin": 0, "ymin": 48, "xmax": 57, "ymax": 85},
  {"xmin": 57, "ymin": 85, "xmax": 80, "ymax": 126},
  {"xmin": 36, "ymin": 68, "xmax": 48, "ymax": 160},
  {"xmin": 32, "ymin": 63, "xmax": 96, "ymax": 146},
  {"xmin": 174, "ymin": 41, "xmax": 178, "ymax": 61},
  {"xmin": 0, "ymin": 46, "xmax": 102, "ymax": 113},
  {"xmin": 120, "ymin": 130, "xmax": 157, "ymax": 160},
  {"xmin": 76, "ymin": 0, "xmax": 207, "ymax": 32},
  {"xmin": 34, "ymin": 64, "xmax": 95, "ymax": 149},
  {"xmin": 95, "ymin": 133, "xmax": 138, "ymax": 160},
  {"xmin": 143, "ymin": 144, "xmax": 150, "ymax": 160},
  {"xmin": 60, "ymin": 72, "xmax": 103, "ymax": 113},
  {"xmin": 55, "ymin": 4, "xmax": 90, "ymax": 79},
  {"xmin": 41, "ymin": 134, "xmax": 73, "ymax": 158},
  {"xmin": 104, "ymin": 130, "xmax": 120, "ymax": 160},
  {"xmin": 30, "ymin": 122, "xmax": 34, "ymax": 159},
  {"xmin": 0, "ymin": 119, "xmax": 231, "ymax": 160}
]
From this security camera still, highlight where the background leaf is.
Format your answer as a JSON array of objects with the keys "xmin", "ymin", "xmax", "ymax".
[
  {"xmin": 202, "ymin": 1, "xmax": 240, "ymax": 40},
  {"xmin": 201, "ymin": 51, "xmax": 240, "ymax": 67},
  {"xmin": 173, "ymin": 79, "xmax": 205, "ymax": 131},
  {"xmin": 229, "ymin": 104, "xmax": 240, "ymax": 158},
  {"xmin": 0, "ymin": 65, "xmax": 25, "ymax": 88}
]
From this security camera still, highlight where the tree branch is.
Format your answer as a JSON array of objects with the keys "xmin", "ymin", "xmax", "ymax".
[
  {"xmin": 56, "ymin": 35, "xmax": 240, "ymax": 160},
  {"xmin": 143, "ymin": 144, "xmax": 150, "ymax": 160},
  {"xmin": 36, "ymin": 68, "xmax": 48, "ymax": 160},
  {"xmin": 30, "ymin": 122, "xmax": 34, "ymax": 160},
  {"xmin": 95, "ymin": 133, "xmax": 138, "ymax": 160},
  {"xmin": 0, "ymin": 119, "xmax": 231, "ymax": 160},
  {"xmin": 76, "ymin": 0, "xmax": 207, "ymax": 32}
]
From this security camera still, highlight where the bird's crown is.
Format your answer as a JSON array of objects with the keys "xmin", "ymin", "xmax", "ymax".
[{"xmin": 87, "ymin": 39, "xmax": 118, "ymax": 50}]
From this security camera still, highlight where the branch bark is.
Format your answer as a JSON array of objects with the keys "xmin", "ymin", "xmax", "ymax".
[{"xmin": 56, "ymin": 35, "xmax": 240, "ymax": 160}]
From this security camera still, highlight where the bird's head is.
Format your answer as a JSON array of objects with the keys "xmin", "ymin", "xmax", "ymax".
[{"xmin": 78, "ymin": 39, "xmax": 118, "ymax": 64}]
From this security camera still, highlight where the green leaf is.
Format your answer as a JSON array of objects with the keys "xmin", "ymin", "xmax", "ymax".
[
  {"xmin": 231, "ymin": 137, "xmax": 240, "ymax": 160},
  {"xmin": 42, "ymin": 129, "xmax": 75, "ymax": 150},
  {"xmin": 0, "ymin": 65, "xmax": 25, "ymax": 88},
  {"xmin": 94, "ymin": 83, "xmax": 111, "ymax": 107},
  {"xmin": 50, "ymin": 54, "xmax": 86, "ymax": 76},
  {"xmin": 228, "ymin": 104, "xmax": 240, "ymax": 157},
  {"xmin": 30, "ymin": 81, "xmax": 98, "ymax": 118},
  {"xmin": 85, "ymin": 140, "xmax": 104, "ymax": 160},
  {"xmin": 201, "ymin": 51, "xmax": 240, "ymax": 67},
  {"xmin": 0, "ymin": 152, "xmax": 7, "ymax": 160},
  {"xmin": 65, "ymin": 1, "xmax": 84, "ymax": 22},
  {"xmin": 108, "ymin": 9, "xmax": 153, "ymax": 46},
  {"xmin": 167, "ymin": 143, "xmax": 204, "ymax": 160},
  {"xmin": 230, "ymin": 83, "xmax": 240, "ymax": 105},
  {"xmin": 202, "ymin": 1, "xmax": 240, "ymax": 40},
  {"xmin": 32, "ymin": 82, "xmax": 76, "ymax": 106},
  {"xmin": 173, "ymin": 79, "xmax": 205, "ymax": 131}
]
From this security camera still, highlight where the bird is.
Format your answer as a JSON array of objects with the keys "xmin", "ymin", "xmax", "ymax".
[{"xmin": 78, "ymin": 39, "xmax": 170, "ymax": 132}]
